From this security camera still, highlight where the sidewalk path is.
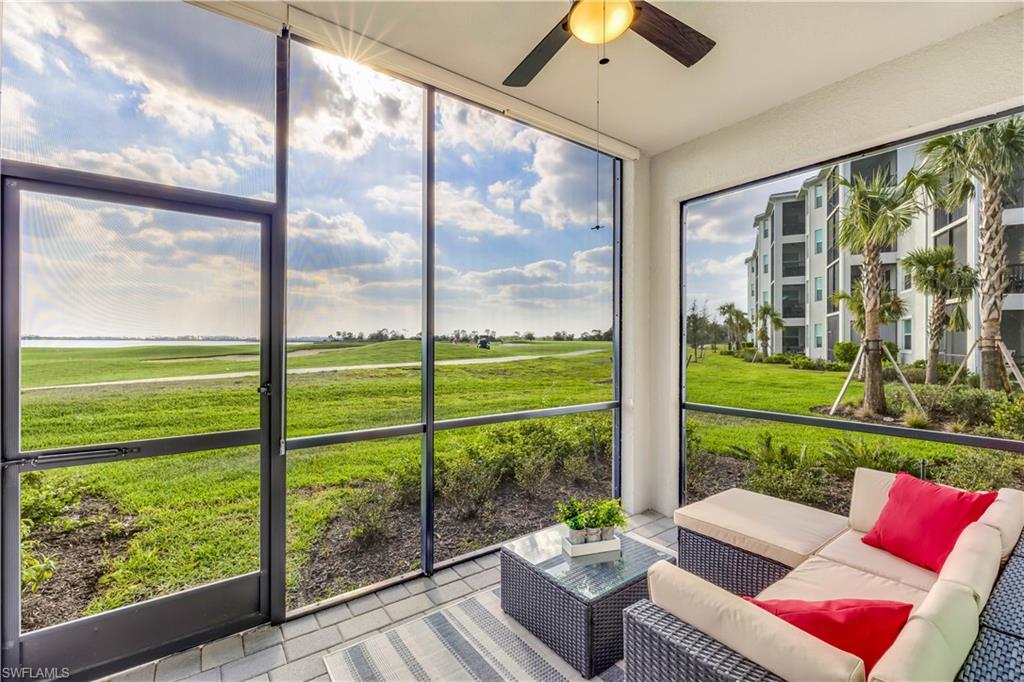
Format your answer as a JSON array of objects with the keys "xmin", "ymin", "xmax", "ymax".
[{"xmin": 23, "ymin": 349, "xmax": 604, "ymax": 392}]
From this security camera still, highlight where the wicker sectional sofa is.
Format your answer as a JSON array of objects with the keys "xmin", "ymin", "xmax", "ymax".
[{"xmin": 623, "ymin": 468, "xmax": 1024, "ymax": 682}]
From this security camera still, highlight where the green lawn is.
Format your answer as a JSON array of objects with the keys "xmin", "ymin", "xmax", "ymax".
[
  {"xmin": 21, "ymin": 339, "xmax": 607, "ymax": 387},
  {"xmin": 21, "ymin": 341, "xmax": 613, "ymax": 624},
  {"xmin": 23, "ymin": 343, "xmax": 999, "ymax": 627},
  {"xmin": 686, "ymin": 352, "xmax": 977, "ymax": 462}
]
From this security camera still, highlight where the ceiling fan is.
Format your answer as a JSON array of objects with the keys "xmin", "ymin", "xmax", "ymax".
[{"xmin": 503, "ymin": 0, "xmax": 715, "ymax": 87}]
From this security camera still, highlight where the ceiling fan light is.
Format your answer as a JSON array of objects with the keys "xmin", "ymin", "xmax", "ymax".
[{"xmin": 568, "ymin": 0, "xmax": 635, "ymax": 45}]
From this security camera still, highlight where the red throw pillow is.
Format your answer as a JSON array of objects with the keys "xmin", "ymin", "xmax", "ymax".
[
  {"xmin": 862, "ymin": 472, "xmax": 997, "ymax": 571},
  {"xmin": 745, "ymin": 597, "xmax": 912, "ymax": 672}
]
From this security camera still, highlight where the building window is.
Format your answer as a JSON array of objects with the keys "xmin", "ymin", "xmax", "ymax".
[
  {"xmin": 814, "ymin": 323, "xmax": 823, "ymax": 348},
  {"xmin": 814, "ymin": 276, "xmax": 824, "ymax": 302},
  {"xmin": 782, "ymin": 284, "xmax": 805, "ymax": 318},
  {"xmin": 851, "ymin": 150, "xmax": 897, "ymax": 186},
  {"xmin": 814, "ymin": 228, "xmax": 824, "ymax": 254},
  {"xmin": 782, "ymin": 243, "xmax": 805, "ymax": 277},
  {"xmin": 763, "ymin": 291, "xmax": 770, "ymax": 304},
  {"xmin": 782, "ymin": 201, "xmax": 806, "ymax": 236},
  {"xmin": 782, "ymin": 326, "xmax": 805, "ymax": 352},
  {"xmin": 903, "ymin": 319, "xmax": 913, "ymax": 351},
  {"xmin": 903, "ymin": 268, "xmax": 912, "ymax": 290},
  {"xmin": 814, "ymin": 184, "xmax": 824, "ymax": 209},
  {"xmin": 763, "ymin": 254, "xmax": 769, "ymax": 274},
  {"xmin": 762, "ymin": 222, "xmax": 768, "ymax": 239}
]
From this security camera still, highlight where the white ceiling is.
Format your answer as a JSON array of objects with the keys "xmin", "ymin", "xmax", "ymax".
[{"xmin": 292, "ymin": 1, "xmax": 1021, "ymax": 156}]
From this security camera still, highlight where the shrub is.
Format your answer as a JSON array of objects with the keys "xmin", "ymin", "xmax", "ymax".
[
  {"xmin": 684, "ymin": 421, "xmax": 715, "ymax": 488},
  {"xmin": 885, "ymin": 384, "xmax": 1007, "ymax": 425},
  {"xmin": 993, "ymin": 395, "xmax": 1024, "ymax": 439},
  {"xmin": 513, "ymin": 445, "xmax": 559, "ymax": 493},
  {"xmin": 931, "ymin": 450, "xmax": 1021, "ymax": 491},
  {"xmin": 764, "ymin": 354, "xmax": 791, "ymax": 364},
  {"xmin": 340, "ymin": 488, "xmax": 389, "ymax": 543},
  {"xmin": 833, "ymin": 342, "xmax": 859, "ymax": 364},
  {"xmin": 438, "ymin": 447, "xmax": 504, "ymax": 519},
  {"xmin": 747, "ymin": 465, "xmax": 826, "ymax": 508},
  {"xmin": 904, "ymin": 408, "xmax": 930, "ymax": 429},
  {"xmin": 824, "ymin": 361, "xmax": 849, "ymax": 372},
  {"xmin": 883, "ymin": 341, "xmax": 899, "ymax": 361},
  {"xmin": 386, "ymin": 454, "xmax": 421, "ymax": 506},
  {"xmin": 729, "ymin": 432, "xmax": 811, "ymax": 470},
  {"xmin": 788, "ymin": 355, "xmax": 817, "ymax": 370},
  {"xmin": 21, "ymin": 472, "xmax": 76, "ymax": 530},
  {"xmin": 819, "ymin": 435, "xmax": 921, "ymax": 479}
]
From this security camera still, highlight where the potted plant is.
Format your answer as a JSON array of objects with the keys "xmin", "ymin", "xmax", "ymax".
[
  {"xmin": 555, "ymin": 497, "xmax": 587, "ymax": 544},
  {"xmin": 581, "ymin": 506, "xmax": 603, "ymax": 543},
  {"xmin": 595, "ymin": 498, "xmax": 628, "ymax": 540}
]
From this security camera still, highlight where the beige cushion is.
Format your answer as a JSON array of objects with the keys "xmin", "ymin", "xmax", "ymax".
[
  {"xmin": 816, "ymin": 529, "xmax": 937, "ymax": 592},
  {"xmin": 849, "ymin": 468, "xmax": 897, "ymax": 533},
  {"xmin": 938, "ymin": 522, "xmax": 1002, "ymax": 608},
  {"xmin": 674, "ymin": 488, "xmax": 847, "ymax": 567},
  {"xmin": 870, "ymin": 581, "xmax": 979, "ymax": 682},
  {"xmin": 758, "ymin": 556, "xmax": 929, "ymax": 610},
  {"xmin": 647, "ymin": 561, "xmax": 865, "ymax": 682},
  {"xmin": 977, "ymin": 488, "xmax": 1024, "ymax": 560}
]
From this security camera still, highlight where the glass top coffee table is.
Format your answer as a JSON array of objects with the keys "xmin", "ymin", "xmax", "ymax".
[{"xmin": 500, "ymin": 525, "xmax": 673, "ymax": 678}]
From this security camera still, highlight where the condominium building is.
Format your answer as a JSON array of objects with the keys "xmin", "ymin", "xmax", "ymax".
[{"xmin": 745, "ymin": 148, "xmax": 1024, "ymax": 371}]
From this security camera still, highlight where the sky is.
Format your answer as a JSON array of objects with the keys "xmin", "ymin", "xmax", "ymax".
[
  {"xmin": 683, "ymin": 171, "xmax": 815, "ymax": 317},
  {"xmin": 1, "ymin": 1, "xmax": 613, "ymax": 340}
]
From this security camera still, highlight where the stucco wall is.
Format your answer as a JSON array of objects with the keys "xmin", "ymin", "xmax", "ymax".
[{"xmin": 635, "ymin": 9, "xmax": 1024, "ymax": 516}]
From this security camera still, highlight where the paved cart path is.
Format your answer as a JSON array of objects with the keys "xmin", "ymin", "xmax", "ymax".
[{"xmin": 23, "ymin": 349, "xmax": 604, "ymax": 392}]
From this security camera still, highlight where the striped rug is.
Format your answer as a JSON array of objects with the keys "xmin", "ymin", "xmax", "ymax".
[{"xmin": 324, "ymin": 588, "xmax": 625, "ymax": 682}]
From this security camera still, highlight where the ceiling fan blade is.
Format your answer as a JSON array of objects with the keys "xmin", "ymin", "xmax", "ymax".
[
  {"xmin": 630, "ymin": 1, "xmax": 715, "ymax": 68},
  {"xmin": 503, "ymin": 13, "xmax": 572, "ymax": 87}
]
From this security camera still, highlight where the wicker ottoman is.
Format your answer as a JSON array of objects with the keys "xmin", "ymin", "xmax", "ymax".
[
  {"xmin": 674, "ymin": 488, "xmax": 847, "ymax": 595},
  {"xmin": 500, "ymin": 526, "xmax": 673, "ymax": 678}
]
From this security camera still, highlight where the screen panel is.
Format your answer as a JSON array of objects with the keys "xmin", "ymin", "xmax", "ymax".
[
  {"xmin": 286, "ymin": 40, "xmax": 424, "ymax": 436},
  {"xmin": 20, "ymin": 446, "xmax": 260, "ymax": 632},
  {"xmin": 433, "ymin": 94, "xmax": 615, "ymax": 419},
  {"xmin": 434, "ymin": 411, "xmax": 613, "ymax": 565},
  {"xmin": 19, "ymin": 191, "xmax": 262, "ymax": 452},
  {"xmin": 286, "ymin": 436, "xmax": 420, "ymax": 611}
]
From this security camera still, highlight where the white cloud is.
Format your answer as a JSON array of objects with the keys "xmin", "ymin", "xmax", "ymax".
[
  {"xmin": 41, "ymin": 146, "xmax": 241, "ymax": 190},
  {"xmin": 2, "ymin": 2, "xmax": 66, "ymax": 72},
  {"xmin": 461, "ymin": 259, "xmax": 566, "ymax": 287},
  {"xmin": 290, "ymin": 48, "xmax": 421, "ymax": 163},
  {"xmin": 684, "ymin": 212, "xmax": 753, "ymax": 244},
  {"xmin": 437, "ymin": 96, "xmax": 537, "ymax": 154},
  {"xmin": 369, "ymin": 177, "xmax": 525, "ymax": 236},
  {"xmin": 0, "ymin": 86, "xmax": 39, "ymax": 141},
  {"xmin": 521, "ymin": 136, "xmax": 608, "ymax": 230},
  {"xmin": 572, "ymin": 246, "xmax": 613, "ymax": 275},
  {"xmin": 687, "ymin": 251, "xmax": 751, "ymax": 277}
]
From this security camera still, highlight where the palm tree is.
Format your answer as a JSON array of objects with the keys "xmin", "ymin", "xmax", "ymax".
[
  {"xmin": 832, "ymin": 281, "xmax": 907, "ymax": 337},
  {"xmin": 717, "ymin": 303, "xmax": 751, "ymax": 351},
  {"xmin": 901, "ymin": 247, "xmax": 979, "ymax": 384},
  {"xmin": 919, "ymin": 118, "xmax": 1024, "ymax": 390},
  {"xmin": 836, "ymin": 169, "xmax": 924, "ymax": 414},
  {"xmin": 755, "ymin": 303, "xmax": 783, "ymax": 358},
  {"xmin": 717, "ymin": 303, "xmax": 738, "ymax": 350}
]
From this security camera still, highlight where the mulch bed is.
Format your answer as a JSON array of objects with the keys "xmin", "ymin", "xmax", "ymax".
[
  {"xmin": 290, "ymin": 468, "xmax": 612, "ymax": 608},
  {"xmin": 21, "ymin": 496, "xmax": 135, "ymax": 632}
]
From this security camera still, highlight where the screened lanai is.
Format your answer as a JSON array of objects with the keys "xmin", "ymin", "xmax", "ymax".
[{"xmin": 0, "ymin": 2, "xmax": 1022, "ymax": 681}]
